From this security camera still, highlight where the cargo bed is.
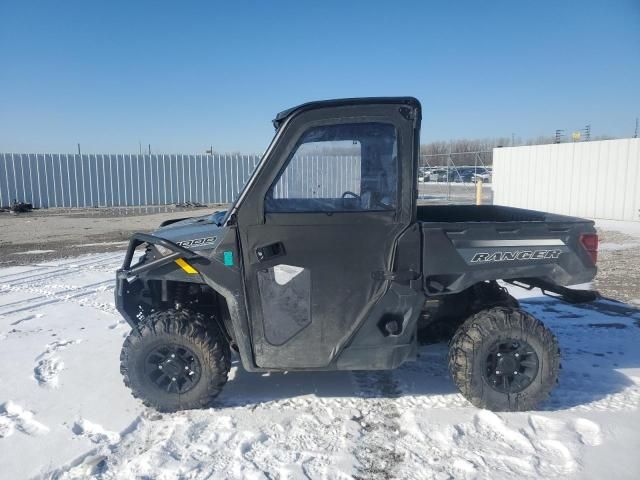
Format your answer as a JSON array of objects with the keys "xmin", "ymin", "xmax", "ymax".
[
  {"xmin": 418, "ymin": 205, "xmax": 597, "ymax": 295},
  {"xmin": 419, "ymin": 204, "xmax": 574, "ymax": 223}
]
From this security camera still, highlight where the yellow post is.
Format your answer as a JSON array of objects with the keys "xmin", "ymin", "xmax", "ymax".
[{"xmin": 476, "ymin": 180, "xmax": 483, "ymax": 205}]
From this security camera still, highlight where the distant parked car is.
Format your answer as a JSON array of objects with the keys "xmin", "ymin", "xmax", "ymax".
[
  {"xmin": 450, "ymin": 167, "xmax": 492, "ymax": 183},
  {"xmin": 455, "ymin": 168, "xmax": 476, "ymax": 183},
  {"xmin": 417, "ymin": 166, "xmax": 430, "ymax": 182},
  {"xmin": 429, "ymin": 168, "xmax": 448, "ymax": 182},
  {"xmin": 471, "ymin": 168, "xmax": 491, "ymax": 183}
]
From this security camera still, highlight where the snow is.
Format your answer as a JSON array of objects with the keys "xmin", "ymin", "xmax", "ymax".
[
  {"xmin": 595, "ymin": 219, "xmax": 640, "ymax": 236},
  {"xmin": 0, "ymin": 253, "xmax": 639, "ymax": 479},
  {"xmin": 12, "ymin": 250, "xmax": 56, "ymax": 255},
  {"xmin": 599, "ymin": 242, "xmax": 640, "ymax": 251},
  {"xmin": 72, "ymin": 242, "xmax": 129, "ymax": 248}
]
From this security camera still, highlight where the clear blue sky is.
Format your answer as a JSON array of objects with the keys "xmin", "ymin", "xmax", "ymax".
[{"xmin": 1, "ymin": 0, "xmax": 638, "ymax": 153}]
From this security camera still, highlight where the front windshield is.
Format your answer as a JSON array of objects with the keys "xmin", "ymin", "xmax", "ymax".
[{"xmin": 222, "ymin": 122, "xmax": 284, "ymax": 224}]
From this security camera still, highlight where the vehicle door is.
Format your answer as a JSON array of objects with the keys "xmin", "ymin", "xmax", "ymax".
[{"xmin": 235, "ymin": 99, "xmax": 420, "ymax": 368}]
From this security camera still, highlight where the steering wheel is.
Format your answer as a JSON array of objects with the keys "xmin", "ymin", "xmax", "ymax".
[{"xmin": 341, "ymin": 191, "xmax": 361, "ymax": 199}]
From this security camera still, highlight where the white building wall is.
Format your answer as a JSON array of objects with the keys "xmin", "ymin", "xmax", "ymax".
[{"xmin": 493, "ymin": 138, "xmax": 640, "ymax": 222}]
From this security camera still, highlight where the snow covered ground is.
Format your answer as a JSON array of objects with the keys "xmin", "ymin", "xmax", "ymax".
[{"xmin": 1, "ymin": 226, "xmax": 640, "ymax": 479}]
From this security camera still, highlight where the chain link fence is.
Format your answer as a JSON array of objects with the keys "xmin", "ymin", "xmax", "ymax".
[{"xmin": 418, "ymin": 151, "xmax": 493, "ymax": 204}]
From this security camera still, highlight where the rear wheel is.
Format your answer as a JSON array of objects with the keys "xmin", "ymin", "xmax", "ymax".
[
  {"xmin": 120, "ymin": 309, "xmax": 230, "ymax": 412},
  {"xmin": 448, "ymin": 307, "xmax": 560, "ymax": 411}
]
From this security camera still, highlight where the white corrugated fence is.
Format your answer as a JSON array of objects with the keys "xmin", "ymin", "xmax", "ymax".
[
  {"xmin": 0, "ymin": 153, "xmax": 367, "ymax": 209},
  {"xmin": 492, "ymin": 138, "xmax": 640, "ymax": 221}
]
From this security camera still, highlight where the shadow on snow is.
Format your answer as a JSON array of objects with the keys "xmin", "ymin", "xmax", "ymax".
[{"xmin": 215, "ymin": 296, "xmax": 640, "ymax": 412}]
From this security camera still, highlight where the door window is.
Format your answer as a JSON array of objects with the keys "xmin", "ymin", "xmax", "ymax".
[{"xmin": 265, "ymin": 123, "xmax": 398, "ymax": 213}]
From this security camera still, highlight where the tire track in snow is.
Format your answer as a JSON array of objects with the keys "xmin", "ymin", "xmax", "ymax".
[
  {"xmin": 351, "ymin": 371, "xmax": 404, "ymax": 479},
  {"xmin": 0, "ymin": 280, "xmax": 116, "ymax": 316},
  {"xmin": 0, "ymin": 253, "xmax": 122, "ymax": 286},
  {"xmin": 0, "ymin": 251, "xmax": 122, "ymax": 276},
  {"xmin": 0, "ymin": 278, "xmax": 114, "ymax": 308},
  {"xmin": 0, "ymin": 253, "xmax": 124, "ymax": 318},
  {"xmin": 0, "ymin": 252, "xmax": 125, "ymax": 281}
]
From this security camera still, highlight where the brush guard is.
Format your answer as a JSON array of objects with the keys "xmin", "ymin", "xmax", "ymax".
[
  {"xmin": 116, "ymin": 233, "xmax": 197, "ymax": 289},
  {"xmin": 115, "ymin": 233, "xmax": 199, "ymax": 330}
]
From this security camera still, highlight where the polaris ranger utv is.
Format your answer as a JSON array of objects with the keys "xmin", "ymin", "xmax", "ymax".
[{"xmin": 116, "ymin": 97, "xmax": 599, "ymax": 412}]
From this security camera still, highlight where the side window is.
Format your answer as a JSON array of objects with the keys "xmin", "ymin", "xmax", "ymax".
[{"xmin": 265, "ymin": 123, "xmax": 398, "ymax": 213}]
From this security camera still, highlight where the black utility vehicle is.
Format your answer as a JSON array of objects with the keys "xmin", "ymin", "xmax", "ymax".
[{"xmin": 116, "ymin": 97, "xmax": 599, "ymax": 412}]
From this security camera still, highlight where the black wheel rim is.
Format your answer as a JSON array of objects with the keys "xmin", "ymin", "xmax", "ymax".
[
  {"xmin": 483, "ymin": 339, "xmax": 539, "ymax": 394},
  {"xmin": 144, "ymin": 343, "xmax": 202, "ymax": 394}
]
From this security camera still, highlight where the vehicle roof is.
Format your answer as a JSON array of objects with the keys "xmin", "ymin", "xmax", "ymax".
[{"xmin": 272, "ymin": 96, "xmax": 421, "ymax": 129}]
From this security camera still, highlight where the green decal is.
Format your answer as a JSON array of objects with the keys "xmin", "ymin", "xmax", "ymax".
[{"xmin": 223, "ymin": 251, "xmax": 234, "ymax": 266}]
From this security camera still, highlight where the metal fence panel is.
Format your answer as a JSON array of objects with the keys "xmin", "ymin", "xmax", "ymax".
[
  {"xmin": 0, "ymin": 152, "xmax": 267, "ymax": 208},
  {"xmin": 493, "ymin": 139, "xmax": 640, "ymax": 222}
]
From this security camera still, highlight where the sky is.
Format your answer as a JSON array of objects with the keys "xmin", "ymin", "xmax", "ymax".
[{"xmin": 0, "ymin": 0, "xmax": 639, "ymax": 154}]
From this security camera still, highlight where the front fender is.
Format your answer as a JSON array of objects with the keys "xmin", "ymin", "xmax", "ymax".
[{"xmin": 114, "ymin": 227, "xmax": 259, "ymax": 371}]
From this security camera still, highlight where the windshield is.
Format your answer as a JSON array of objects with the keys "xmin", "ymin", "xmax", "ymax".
[{"xmin": 222, "ymin": 125, "xmax": 282, "ymax": 225}]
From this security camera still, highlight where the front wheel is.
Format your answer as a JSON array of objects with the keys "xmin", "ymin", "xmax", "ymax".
[
  {"xmin": 120, "ymin": 309, "xmax": 230, "ymax": 412},
  {"xmin": 448, "ymin": 307, "xmax": 560, "ymax": 411}
]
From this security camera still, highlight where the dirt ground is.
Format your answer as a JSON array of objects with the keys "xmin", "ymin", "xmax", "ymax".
[
  {"xmin": 593, "ymin": 229, "xmax": 640, "ymax": 305},
  {"xmin": 0, "ymin": 205, "xmax": 226, "ymax": 267}
]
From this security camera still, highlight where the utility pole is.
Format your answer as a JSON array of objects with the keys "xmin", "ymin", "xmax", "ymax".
[
  {"xmin": 635, "ymin": 117, "xmax": 639, "ymax": 138},
  {"xmin": 77, "ymin": 143, "xmax": 81, "ymax": 156},
  {"xmin": 139, "ymin": 141, "xmax": 142, "ymax": 155},
  {"xmin": 554, "ymin": 129, "xmax": 564, "ymax": 144},
  {"xmin": 447, "ymin": 142, "xmax": 452, "ymax": 201},
  {"xmin": 148, "ymin": 144, "xmax": 151, "ymax": 155}
]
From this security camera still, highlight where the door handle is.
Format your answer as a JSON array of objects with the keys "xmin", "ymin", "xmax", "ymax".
[{"xmin": 256, "ymin": 242, "xmax": 285, "ymax": 262}]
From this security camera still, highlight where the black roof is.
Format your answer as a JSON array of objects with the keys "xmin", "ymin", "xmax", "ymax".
[{"xmin": 273, "ymin": 96, "xmax": 420, "ymax": 129}]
